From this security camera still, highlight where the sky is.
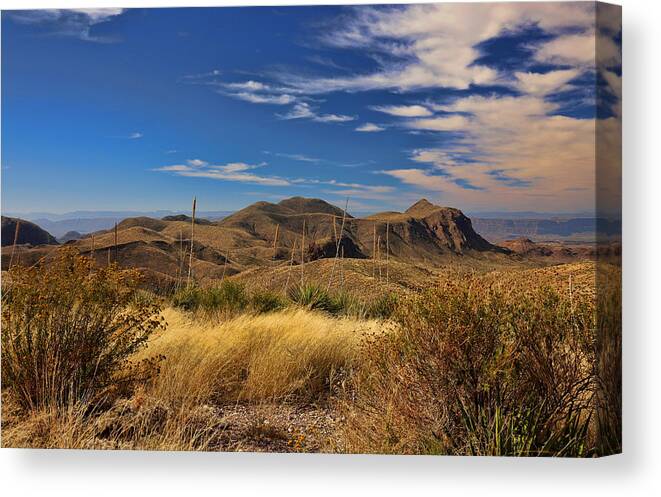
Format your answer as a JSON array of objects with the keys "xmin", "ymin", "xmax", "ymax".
[{"xmin": 1, "ymin": 3, "xmax": 621, "ymax": 215}]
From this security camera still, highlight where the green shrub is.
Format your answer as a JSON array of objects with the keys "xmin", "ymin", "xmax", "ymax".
[
  {"xmin": 330, "ymin": 291, "xmax": 366, "ymax": 318},
  {"xmin": 172, "ymin": 280, "xmax": 248, "ymax": 316},
  {"xmin": 202, "ymin": 280, "xmax": 248, "ymax": 313},
  {"xmin": 1, "ymin": 249, "xmax": 165, "ymax": 411},
  {"xmin": 171, "ymin": 286, "xmax": 203, "ymax": 311},
  {"xmin": 250, "ymin": 290, "xmax": 287, "ymax": 314},
  {"xmin": 366, "ymin": 293, "xmax": 398, "ymax": 320},
  {"xmin": 288, "ymin": 283, "xmax": 336, "ymax": 312}
]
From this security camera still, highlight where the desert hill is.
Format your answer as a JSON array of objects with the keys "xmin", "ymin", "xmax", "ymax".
[
  {"xmin": 1, "ymin": 216, "xmax": 59, "ymax": 247},
  {"xmin": 59, "ymin": 231, "xmax": 83, "ymax": 243},
  {"xmin": 501, "ymin": 237, "xmax": 554, "ymax": 257},
  {"xmin": 5, "ymin": 197, "xmax": 599, "ymax": 290},
  {"xmin": 219, "ymin": 197, "xmax": 505, "ymax": 263}
]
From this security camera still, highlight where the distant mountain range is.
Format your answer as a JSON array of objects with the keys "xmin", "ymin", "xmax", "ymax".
[
  {"xmin": 3, "ymin": 204, "xmax": 621, "ymax": 241},
  {"xmin": 471, "ymin": 217, "xmax": 621, "ymax": 242},
  {"xmin": 2, "ymin": 197, "xmax": 506, "ymax": 283},
  {"xmin": 2, "ymin": 210, "xmax": 233, "ymax": 238}
]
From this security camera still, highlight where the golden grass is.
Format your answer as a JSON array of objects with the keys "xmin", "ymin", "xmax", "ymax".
[
  {"xmin": 141, "ymin": 307, "xmax": 380, "ymax": 406},
  {"xmin": 2, "ymin": 259, "xmax": 618, "ymax": 454},
  {"xmin": 3, "ymin": 307, "xmax": 380, "ymax": 450}
]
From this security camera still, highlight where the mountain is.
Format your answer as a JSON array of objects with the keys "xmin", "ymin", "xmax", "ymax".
[
  {"xmin": 471, "ymin": 217, "xmax": 621, "ymax": 242},
  {"xmin": 59, "ymin": 231, "xmax": 83, "ymax": 243},
  {"xmin": 366, "ymin": 198, "xmax": 505, "ymax": 256},
  {"xmin": 500, "ymin": 238, "xmax": 554, "ymax": 257},
  {"xmin": 6, "ymin": 211, "xmax": 233, "ymax": 238},
  {"xmin": 219, "ymin": 197, "xmax": 506, "ymax": 262},
  {"xmin": 2, "ymin": 197, "xmax": 509, "ymax": 286},
  {"xmin": 32, "ymin": 218, "xmax": 127, "ymax": 238},
  {"xmin": 1, "ymin": 216, "xmax": 59, "ymax": 247}
]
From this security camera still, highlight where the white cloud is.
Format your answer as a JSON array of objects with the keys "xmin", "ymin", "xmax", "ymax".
[
  {"xmin": 371, "ymin": 104, "xmax": 432, "ymax": 117},
  {"xmin": 66, "ymin": 9, "xmax": 125, "ymax": 23},
  {"xmin": 224, "ymin": 80, "xmax": 270, "ymax": 92},
  {"xmin": 278, "ymin": 102, "xmax": 355, "ymax": 123},
  {"xmin": 227, "ymin": 92, "xmax": 296, "ymax": 105},
  {"xmin": 280, "ymin": 2, "xmax": 595, "ymax": 93},
  {"xmin": 383, "ymin": 93, "xmax": 601, "ymax": 210},
  {"xmin": 404, "ymin": 115, "xmax": 470, "ymax": 132},
  {"xmin": 514, "ymin": 69, "xmax": 580, "ymax": 96},
  {"xmin": 382, "ymin": 169, "xmax": 447, "ymax": 192},
  {"xmin": 535, "ymin": 33, "xmax": 594, "ymax": 66},
  {"xmin": 265, "ymin": 152, "xmax": 321, "ymax": 163},
  {"xmin": 156, "ymin": 160, "xmax": 290, "ymax": 186},
  {"xmin": 355, "ymin": 123, "xmax": 385, "ymax": 132},
  {"xmin": 10, "ymin": 9, "xmax": 125, "ymax": 41},
  {"xmin": 129, "ymin": 132, "xmax": 143, "ymax": 139},
  {"xmin": 156, "ymin": 165, "xmax": 191, "ymax": 172}
]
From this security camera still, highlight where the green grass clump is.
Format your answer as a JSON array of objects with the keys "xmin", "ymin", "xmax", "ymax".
[
  {"xmin": 250, "ymin": 289, "xmax": 288, "ymax": 314},
  {"xmin": 172, "ymin": 280, "xmax": 248, "ymax": 316},
  {"xmin": 366, "ymin": 293, "xmax": 397, "ymax": 320},
  {"xmin": 287, "ymin": 285, "xmax": 397, "ymax": 320},
  {"xmin": 288, "ymin": 283, "xmax": 336, "ymax": 312}
]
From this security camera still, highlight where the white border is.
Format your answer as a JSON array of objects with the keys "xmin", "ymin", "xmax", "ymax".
[{"xmin": 2, "ymin": 1, "xmax": 659, "ymax": 496}]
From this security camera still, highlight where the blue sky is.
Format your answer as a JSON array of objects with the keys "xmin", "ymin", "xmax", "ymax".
[{"xmin": 1, "ymin": 4, "xmax": 621, "ymax": 215}]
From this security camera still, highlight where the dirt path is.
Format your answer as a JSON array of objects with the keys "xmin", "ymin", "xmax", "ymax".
[{"xmin": 206, "ymin": 403, "xmax": 341, "ymax": 453}]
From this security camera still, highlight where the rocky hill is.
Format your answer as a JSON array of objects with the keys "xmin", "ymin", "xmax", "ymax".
[{"xmin": 1, "ymin": 197, "xmax": 519, "ymax": 287}]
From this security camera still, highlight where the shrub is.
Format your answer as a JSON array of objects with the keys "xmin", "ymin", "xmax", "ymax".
[
  {"xmin": 288, "ymin": 283, "xmax": 336, "ymax": 312},
  {"xmin": 250, "ymin": 289, "xmax": 287, "ymax": 314},
  {"xmin": 330, "ymin": 291, "xmax": 365, "ymax": 318},
  {"xmin": 340, "ymin": 278, "xmax": 597, "ymax": 456},
  {"xmin": 1, "ymin": 249, "xmax": 165, "ymax": 411},
  {"xmin": 366, "ymin": 293, "xmax": 398, "ymax": 320},
  {"xmin": 171, "ymin": 286, "xmax": 202, "ymax": 311},
  {"xmin": 172, "ymin": 280, "xmax": 248, "ymax": 316}
]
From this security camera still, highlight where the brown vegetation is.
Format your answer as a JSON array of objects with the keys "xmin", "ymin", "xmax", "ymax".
[{"xmin": 0, "ymin": 199, "xmax": 620, "ymax": 456}]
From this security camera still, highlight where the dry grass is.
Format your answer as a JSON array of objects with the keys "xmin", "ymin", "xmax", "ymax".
[
  {"xmin": 142, "ymin": 308, "xmax": 379, "ymax": 405},
  {"xmin": 2, "ymin": 307, "xmax": 378, "ymax": 450},
  {"xmin": 1, "ymin": 254, "xmax": 619, "ymax": 455},
  {"xmin": 337, "ymin": 266, "xmax": 621, "ymax": 457}
]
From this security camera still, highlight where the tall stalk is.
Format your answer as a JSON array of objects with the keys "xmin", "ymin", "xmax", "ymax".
[
  {"xmin": 327, "ymin": 197, "xmax": 349, "ymax": 291},
  {"xmin": 9, "ymin": 220, "xmax": 21, "ymax": 269},
  {"xmin": 187, "ymin": 197, "xmax": 196, "ymax": 287}
]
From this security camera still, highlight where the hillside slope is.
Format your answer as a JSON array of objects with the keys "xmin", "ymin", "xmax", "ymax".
[{"xmin": 1, "ymin": 216, "xmax": 59, "ymax": 247}]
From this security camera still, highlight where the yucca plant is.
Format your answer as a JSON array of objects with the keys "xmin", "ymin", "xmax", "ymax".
[{"xmin": 288, "ymin": 283, "xmax": 336, "ymax": 312}]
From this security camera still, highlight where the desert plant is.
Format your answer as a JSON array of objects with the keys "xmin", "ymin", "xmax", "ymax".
[
  {"xmin": 171, "ymin": 285, "xmax": 203, "ymax": 311},
  {"xmin": 339, "ymin": 278, "xmax": 597, "ymax": 456},
  {"xmin": 139, "ymin": 308, "xmax": 379, "ymax": 404},
  {"xmin": 171, "ymin": 280, "xmax": 248, "ymax": 316},
  {"xmin": 329, "ymin": 291, "xmax": 365, "ymax": 318},
  {"xmin": 250, "ymin": 289, "xmax": 288, "ymax": 314},
  {"xmin": 288, "ymin": 283, "xmax": 336, "ymax": 312},
  {"xmin": 366, "ymin": 293, "xmax": 398, "ymax": 320},
  {"xmin": 1, "ymin": 248, "xmax": 165, "ymax": 411}
]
